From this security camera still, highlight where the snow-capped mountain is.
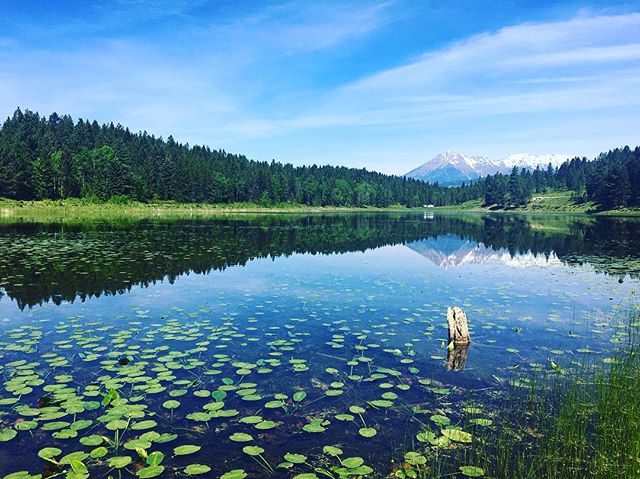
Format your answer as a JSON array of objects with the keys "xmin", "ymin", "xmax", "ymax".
[
  {"xmin": 502, "ymin": 153, "xmax": 570, "ymax": 170},
  {"xmin": 405, "ymin": 151, "xmax": 571, "ymax": 185},
  {"xmin": 404, "ymin": 150, "xmax": 504, "ymax": 186}
]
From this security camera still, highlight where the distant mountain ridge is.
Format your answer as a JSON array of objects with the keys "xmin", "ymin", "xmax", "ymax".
[{"xmin": 405, "ymin": 150, "xmax": 571, "ymax": 185}]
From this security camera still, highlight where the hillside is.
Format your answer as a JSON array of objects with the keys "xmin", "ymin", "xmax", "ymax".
[
  {"xmin": 0, "ymin": 109, "xmax": 481, "ymax": 208},
  {"xmin": 0, "ymin": 108, "xmax": 638, "ymax": 213},
  {"xmin": 435, "ymin": 190, "xmax": 640, "ymax": 216}
]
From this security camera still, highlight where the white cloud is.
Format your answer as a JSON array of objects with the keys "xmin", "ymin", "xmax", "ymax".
[
  {"xmin": 249, "ymin": 12, "xmax": 640, "ymax": 137},
  {"xmin": 0, "ymin": 1, "xmax": 394, "ymax": 141},
  {"xmin": 193, "ymin": 1, "xmax": 394, "ymax": 58},
  {"xmin": 0, "ymin": 6, "xmax": 638, "ymax": 173}
]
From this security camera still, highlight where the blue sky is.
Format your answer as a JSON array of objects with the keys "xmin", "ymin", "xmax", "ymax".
[{"xmin": 1, "ymin": 1, "xmax": 639, "ymax": 174}]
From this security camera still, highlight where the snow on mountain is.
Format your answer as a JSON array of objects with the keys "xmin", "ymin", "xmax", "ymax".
[
  {"xmin": 405, "ymin": 150, "xmax": 572, "ymax": 185},
  {"xmin": 405, "ymin": 150, "xmax": 503, "ymax": 186},
  {"xmin": 502, "ymin": 153, "xmax": 570, "ymax": 170}
]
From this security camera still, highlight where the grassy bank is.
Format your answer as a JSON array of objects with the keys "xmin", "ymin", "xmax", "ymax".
[
  {"xmin": 408, "ymin": 305, "xmax": 640, "ymax": 479},
  {"xmin": 0, "ymin": 198, "xmax": 412, "ymax": 222},
  {"xmin": 434, "ymin": 190, "xmax": 640, "ymax": 216},
  {"xmin": 483, "ymin": 328, "xmax": 639, "ymax": 479},
  {"xmin": 2, "ymin": 192, "xmax": 640, "ymax": 222}
]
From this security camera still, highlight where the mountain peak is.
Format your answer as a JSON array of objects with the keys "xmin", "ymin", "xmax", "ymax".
[
  {"xmin": 405, "ymin": 151, "xmax": 503, "ymax": 186},
  {"xmin": 405, "ymin": 151, "xmax": 571, "ymax": 185}
]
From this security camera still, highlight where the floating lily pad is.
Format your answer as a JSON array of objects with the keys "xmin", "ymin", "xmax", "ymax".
[
  {"xmin": 442, "ymin": 428, "xmax": 472, "ymax": 443},
  {"xmin": 184, "ymin": 464, "xmax": 212, "ymax": 475},
  {"xmin": 460, "ymin": 466, "xmax": 485, "ymax": 477},
  {"xmin": 174, "ymin": 445, "xmax": 201, "ymax": 456},
  {"xmin": 358, "ymin": 427, "xmax": 377, "ymax": 438}
]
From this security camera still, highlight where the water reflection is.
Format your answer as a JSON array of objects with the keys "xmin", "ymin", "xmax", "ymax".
[
  {"xmin": 406, "ymin": 235, "xmax": 564, "ymax": 269},
  {"xmin": 0, "ymin": 213, "xmax": 639, "ymax": 309}
]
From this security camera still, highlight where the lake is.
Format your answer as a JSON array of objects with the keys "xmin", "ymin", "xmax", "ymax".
[{"xmin": 0, "ymin": 212, "xmax": 639, "ymax": 479}]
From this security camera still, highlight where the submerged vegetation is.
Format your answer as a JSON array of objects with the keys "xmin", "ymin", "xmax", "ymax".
[
  {"xmin": 0, "ymin": 213, "xmax": 639, "ymax": 479},
  {"xmin": 460, "ymin": 306, "xmax": 640, "ymax": 479},
  {"xmin": 0, "ymin": 296, "xmax": 637, "ymax": 479},
  {"xmin": 0, "ymin": 289, "xmax": 495, "ymax": 479},
  {"xmin": 395, "ymin": 305, "xmax": 640, "ymax": 479}
]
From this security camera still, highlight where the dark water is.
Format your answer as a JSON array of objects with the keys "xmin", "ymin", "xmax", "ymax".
[{"xmin": 0, "ymin": 213, "xmax": 639, "ymax": 479}]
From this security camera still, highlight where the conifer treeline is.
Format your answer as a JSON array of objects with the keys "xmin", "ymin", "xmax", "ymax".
[
  {"xmin": 483, "ymin": 147, "xmax": 640, "ymax": 208},
  {"xmin": 0, "ymin": 109, "xmax": 480, "ymax": 206},
  {"xmin": 0, "ymin": 109, "xmax": 638, "ymax": 208}
]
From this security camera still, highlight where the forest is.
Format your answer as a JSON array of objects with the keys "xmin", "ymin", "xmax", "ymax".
[
  {"xmin": 0, "ymin": 109, "xmax": 479, "ymax": 207},
  {"xmin": 483, "ymin": 147, "xmax": 640, "ymax": 209},
  {"xmin": 0, "ymin": 108, "xmax": 638, "ymax": 209}
]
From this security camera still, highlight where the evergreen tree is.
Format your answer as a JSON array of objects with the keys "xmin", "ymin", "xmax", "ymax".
[{"xmin": 0, "ymin": 108, "xmax": 637, "ymax": 210}]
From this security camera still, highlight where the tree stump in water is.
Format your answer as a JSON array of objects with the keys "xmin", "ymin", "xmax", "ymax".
[{"xmin": 447, "ymin": 307, "xmax": 471, "ymax": 344}]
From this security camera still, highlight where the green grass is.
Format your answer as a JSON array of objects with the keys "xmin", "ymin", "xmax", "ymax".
[
  {"xmin": 416, "ymin": 306, "xmax": 640, "ymax": 479},
  {"xmin": 435, "ymin": 190, "xmax": 640, "ymax": 216},
  {"xmin": 496, "ymin": 333, "xmax": 640, "ymax": 479},
  {"xmin": 2, "ymin": 191, "xmax": 640, "ymax": 221},
  {"xmin": 0, "ymin": 197, "xmax": 412, "ymax": 222}
]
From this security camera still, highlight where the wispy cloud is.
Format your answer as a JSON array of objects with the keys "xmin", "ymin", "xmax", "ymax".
[
  {"xmin": 193, "ymin": 1, "xmax": 394, "ymax": 58},
  {"xmin": 0, "ymin": 1, "xmax": 393, "ymax": 137},
  {"xmin": 247, "ymin": 13, "xmax": 640, "ymax": 135},
  {"xmin": 0, "ymin": 4, "xmax": 638, "ymax": 174}
]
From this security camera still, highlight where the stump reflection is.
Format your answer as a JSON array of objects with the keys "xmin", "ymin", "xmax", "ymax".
[{"xmin": 447, "ymin": 343, "xmax": 470, "ymax": 371}]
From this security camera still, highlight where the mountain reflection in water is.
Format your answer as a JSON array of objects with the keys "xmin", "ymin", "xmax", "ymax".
[{"xmin": 0, "ymin": 212, "xmax": 639, "ymax": 309}]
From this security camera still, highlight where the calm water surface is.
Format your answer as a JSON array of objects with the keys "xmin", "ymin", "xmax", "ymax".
[{"xmin": 0, "ymin": 213, "xmax": 638, "ymax": 478}]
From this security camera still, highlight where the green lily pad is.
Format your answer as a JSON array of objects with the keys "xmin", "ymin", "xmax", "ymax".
[
  {"xmin": 284, "ymin": 453, "xmax": 307, "ymax": 464},
  {"xmin": 460, "ymin": 466, "xmax": 485, "ymax": 477},
  {"xmin": 342, "ymin": 457, "xmax": 364, "ymax": 468},
  {"xmin": 242, "ymin": 446, "xmax": 264, "ymax": 456},
  {"xmin": 137, "ymin": 466, "xmax": 165, "ymax": 478},
  {"xmin": 107, "ymin": 456, "xmax": 132, "ymax": 469},
  {"xmin": 442, "ymin": 428, "xmax": 472, "ymax": 443},
  {"xmin": 0, "ymin": 429, "xmax": 17, "ymax": 442},
  {"xmin": 404, "ymin": 451, "xmax": 427, "ymax": 465},
  {"xmin": 184, "ymin": 464, "xmax": 212, "ymax": 475},
  {"xmin": 37, "ymin": 447, "xmax": 62, "ymax": 460},
  {"xmin": 147, "ymin": 451, "xmax": 165, "ymax": 466},
  {"xmin": 230, "ymin": 432, "xmax": 253, "ymax": 442},
  {"xmin": 90, "ymin": 447, "xmax": 109, "ymax": 459},
  {"xmin": 220, "ymin": 471, "xmax": 247, "ymax": 479},
  {"xmin": 323, "ymin": 445, "xmax": 343, "ymax": 456},
  {"xmin": 293, "ymin": 391, "xmax": 307, "ymax": 402},
  {"xmin": 174, "ymin": 445, "xmax": 201, "ymax": 456},
  {"xmin": 358, "ymin": 427, "xmax": 377, "ymax": 438}
]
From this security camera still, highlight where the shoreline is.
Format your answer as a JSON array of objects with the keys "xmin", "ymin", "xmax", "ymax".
[{"xmin": 1, "ymin": 198, "xmax": 639, "ymax": 220}]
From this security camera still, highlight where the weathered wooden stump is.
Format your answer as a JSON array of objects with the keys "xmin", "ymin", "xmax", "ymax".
[
  {"xmin": 447, "ymin": 306, "xmax": 471, "ymax": 344},
  {"xmin": 446, "ymin": 307, "xmax": 471, "ymax": 371}
]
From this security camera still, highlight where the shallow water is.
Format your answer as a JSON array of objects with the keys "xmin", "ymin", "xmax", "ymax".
[{"xmin": 0, "ymin": 213, "xmax": 639, "ymax": 478}]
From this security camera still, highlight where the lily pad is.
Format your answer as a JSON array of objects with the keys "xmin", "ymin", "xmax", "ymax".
[
  {"xmin": 184, "ymin": 464, "xmax": 212, "ymax": 475},
  {"xmin": 174, "ymin": 445, "xmax": 201, "ymax": 456},
  {"xmin": 442, "ymin": 428, "xmax": 472, "ymax": 443},
  {"xmin": 460, "ymin": 466, "xmax": 485, "ymax": 477}
]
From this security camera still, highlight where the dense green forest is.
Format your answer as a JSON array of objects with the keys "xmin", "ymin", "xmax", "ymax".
[
  {"xmin": 0, "ymin": 109, "xmax": 480, "ymax": 207},
  {"xmin": 483, "ymin": 147, "xmax": 640, "ymax": 209},
  {"xmin": 0, "ymin": 108, "xmax": 638, "ymax": 208}
]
